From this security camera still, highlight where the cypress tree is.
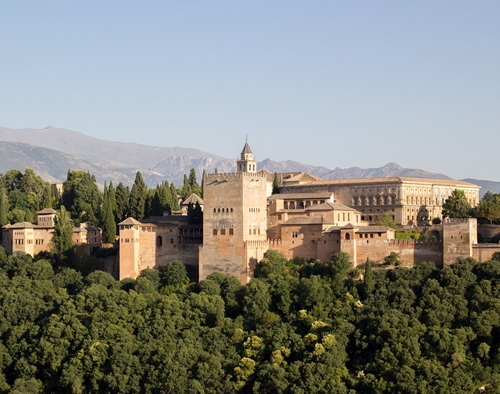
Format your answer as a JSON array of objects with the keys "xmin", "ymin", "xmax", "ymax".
[
  {"xmin": 40, "ymin": 183, "xmax": 52, "ymax": 209},
  {"xmin": 180, "ymin": 174, "xmax": 191, "ymax": 200},
  {"xmin": 0, "ymin": 188, "xmax": 8, "ymax": 226},
  {"xmin": 188, "ymin": 168, "xmax": 202, "ymax": 197},
  {"xmin": 115, "ymin": 182, "xmax": 130, "ymax": 222},
  {"xmin": 50, "ymin": 206, "xmax": 74, "ymax": 263},
  {"xmin": 102, "ymin": 197, "xmax": 117, "ymax": 243},
  {"xmin": 272, "ymin": 172, "xmax": 280, "ymax": 195},
  {"xmin": 129, "ymin": 171, "xmax": 148, "ymax": 220},
  {"xmin": 170, "ymin": 183, "xmax": 180, "ymax": 212}
]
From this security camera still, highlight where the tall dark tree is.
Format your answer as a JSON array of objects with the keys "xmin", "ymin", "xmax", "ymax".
[
  {"xmin": 102, "ymin": 202, "xmax": 116, "ymax": 243},
  {"xmin": 108, "ymin": 182, "xmax": 118, "ymax": 219},
  {"xmin": 0, "ymin": 187, "xmax": 8, "ymax": 226},
  {"xmin": 62, "ymin": 170, "xmax": 102, "ymax": 225},
  {"xmin": 442, "ymin": 189, "xmax": 472, "ymax": 219},
  {"xmin": 129, "ymin": 171, "xmax": 148, "ymax": 220},
  {"xmin": 272, "ymin": 172, "xmax": 280, "ymax": 195},
  {"xmin": 180, "ymin": 174, "xmax": 192, "ymax": 200},
  {"xmin": 474, "ymin": 192, "xmax": 500, "ymax": 224},
  {"xmin": 50, "ymin": 206, "xmax": 74, "ymax": 262},
  {"xmin": 201, "ymin": 169, "xmax": 206, "ymax": 198},
  {"xmin": 115, "ymin": 182, "xmax": 130, "ymax": 222},
  {"xmin": 188, "ymin": 202, "xmax": 203, "ymax": 225},
  {"xmin": 40, "ymin": 183, "xmax": 52, "ymax": 209},
  {"xmin": 170, "ymin": 183, "xmax": 180, "ymax": 212},
  {"xmin": 188, "ymin": 168, "xmax": 202, "ymax": 197}
]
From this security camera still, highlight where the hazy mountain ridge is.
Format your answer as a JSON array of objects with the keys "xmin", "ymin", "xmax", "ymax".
[{"xmin": 0, "ymin": 126, "xmax": 498, "ymax": 197}]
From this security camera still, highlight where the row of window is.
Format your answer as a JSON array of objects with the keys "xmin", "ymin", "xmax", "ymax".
[
  {"xmin": 354, "ymin": 188, "xmax": 395, "ymax": 194},
  {"xmin": 249, "ymin": 207, "xmax": 261, "ymax": 213},
  {"xmin": 352, "ymin": 196, "xmax": 396, "ymax": 206},
  {"xmin": 213, "ymin": 228, "xmax": 234, "ymax": 236},
  {"xmin": 213, "ymin": 207, "xmax": 233, "ymax": 213}
]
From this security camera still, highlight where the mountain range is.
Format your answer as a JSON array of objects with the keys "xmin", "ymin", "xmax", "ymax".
[{"xmin": 0, "ymin": 126, "xmax": 498, "ymax": 198}]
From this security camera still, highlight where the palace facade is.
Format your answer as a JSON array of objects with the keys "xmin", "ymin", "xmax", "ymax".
[
  {"xmin": 2, "ymin": 208, "xmax": 102, "ymax": 256},
  {"xmin": 117, "ymin": 142, "xmax": 499, "ymax": 283}
]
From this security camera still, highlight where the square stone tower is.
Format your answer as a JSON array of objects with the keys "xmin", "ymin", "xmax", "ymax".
[{"xmin": 199, "ymin": 142, "xmax": 269, "ymax": 284}]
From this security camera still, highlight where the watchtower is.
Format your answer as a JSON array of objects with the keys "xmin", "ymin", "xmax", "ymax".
[{"xmin": 199, "ymin": 141, "xmax": 268, "ymax": 283}]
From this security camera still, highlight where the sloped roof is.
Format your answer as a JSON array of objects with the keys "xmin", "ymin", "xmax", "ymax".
[
  {"xmin": 305, "ymin": 202, "xmax": 358, "ymax": 212},
  {"xmin": 268, "ymin": 192, "xmax": 333, "ymax": 201},
  {"xmin": 118, "ymin": 217, "xmax": 142, "ymax": 226},
  {"xmin": 300, "ymin": 177, "xmax": 479, "ymax": 188},
  {"xmin": 142, "ymin": 215, "xmax": 190, "ymax": 226},
  {"xmin": 9, "ymin": 222, "xmax": 35, "ymax": 229},
  {"xmin": 241, "ymin": 142, "xmax": 253, "ymax": 155},
  {"xmin": 356, "ymin": 225, "xmax": 392, "ymax": 233},
  {"xmin": 37, "ymin": 208, "xmax": 57, "ymax": 215},
  {"xmin": 182, "ymin": 193, "xmax": 204, "ymax": 206},
  {"xmin": 283, "ymin": 216, "xmax": 335, "ymax": 226},
  {"xmin": 282, "ymin": 172, "xmax": 322, "ymax": 184}
]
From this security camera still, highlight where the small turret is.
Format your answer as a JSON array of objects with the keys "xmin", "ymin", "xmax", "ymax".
[{"xmin": 237, "ymin": 140, "xmax": 257, "ymax": 173}]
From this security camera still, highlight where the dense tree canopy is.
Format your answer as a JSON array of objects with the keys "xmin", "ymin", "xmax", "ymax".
[
  {"xmin": 442, "ymin": 189, "xmax": 472, "ymax": 219},
  {"xmin": 2, "ymin": 246, "xmax": 500, "ymax": 393}
]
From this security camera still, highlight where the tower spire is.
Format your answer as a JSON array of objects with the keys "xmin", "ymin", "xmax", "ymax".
[{"xmin": 237, "ymin": 139, "xmax": 257, "ymax": 173}]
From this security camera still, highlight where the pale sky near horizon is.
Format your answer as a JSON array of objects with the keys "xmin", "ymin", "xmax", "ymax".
[{"xmin": 1, "ymin": 1, "xmax": 499, "ymax": 181}]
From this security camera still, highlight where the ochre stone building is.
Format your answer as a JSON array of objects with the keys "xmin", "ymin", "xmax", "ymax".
[
  {"xmin": 117, "ymin": 142, "xmax": 499, "ymax": 283},
  {"xmin": 2, "ymin": 208, "xmax": 102, "ymax": 256}
]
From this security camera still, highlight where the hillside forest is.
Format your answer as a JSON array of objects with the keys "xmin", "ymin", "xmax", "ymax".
[{"xmin": 2, "ymin": 168, "xmax": 500, "ymax": 392}]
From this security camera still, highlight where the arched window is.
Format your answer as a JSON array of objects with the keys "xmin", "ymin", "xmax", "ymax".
[{"xmin": 156, "ymin": 236, "xmax": 163, "ymax": 247}]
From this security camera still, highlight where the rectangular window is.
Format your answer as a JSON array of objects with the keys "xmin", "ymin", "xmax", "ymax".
[
  {"xmin": 229, "ymin": 228, "xmax": 234, "ymax": 235},
  {"xmin": 213, "ymin": 229, "xmax": 217, "ymax": 236},
  {"xmin": 221, "ymin": 229, "xmax": 226, "ymax": 235}
]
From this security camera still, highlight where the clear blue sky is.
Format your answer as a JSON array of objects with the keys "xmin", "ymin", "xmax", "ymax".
[{"xmin": 1, "ymin": 1, "xmax": 499, "ymax": 181}]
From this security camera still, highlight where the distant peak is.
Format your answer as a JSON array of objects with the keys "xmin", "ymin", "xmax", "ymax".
[{"xmin": 43, "ymin": 125, "xmax": 55, "ymax": 130}]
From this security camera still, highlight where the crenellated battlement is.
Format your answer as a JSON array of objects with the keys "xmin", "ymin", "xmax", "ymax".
[
  {"xmin": 245, "ymin": 240, "xmax": 270, "ymax": 248},
  {"xmin": 204, "ymin": 171, "xmax": 266, "ymax": 181}
]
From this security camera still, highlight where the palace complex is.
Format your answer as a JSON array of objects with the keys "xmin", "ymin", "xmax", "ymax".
[
  {"xmin": 117, "ymin": 142, "xmax": 500, "ymax": 283},
  {"xmin": 2, "ymin": 208, "xmax": 102, "ymax": 256}
]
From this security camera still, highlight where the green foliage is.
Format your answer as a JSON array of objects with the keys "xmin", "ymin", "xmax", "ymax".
[
  {"xmin": 272, "ymin": 172, "xmax": 280, "ymax": 195},
  {"xmin": 187, "ymin": 202, "xmax": 203, "ymax": 225},
  {"xmin": 474, "ymin": 192, "xmax": 500, "ymax": 224},
  {"xmin": 2, "ymin": 245, "xmax": 500, "ymax": 392},
  {"xmin": 375, "ymin": 212, "xmax": 397, "ymax": 229},
  {"xmin": 50, "ymin": 206, "xmax": 75, "ymax": 264},
  {"xmin": 442, "ymin": 189, "xmax": 472, "ymax": 219},
  {"xmin": 129, "ymin": 171, "xmax": 148, "ymax": 221},
  {"xmin": 384, "ymin": 251, "xmax": 402, "ymax": 265},
  {"xmin": 159, "ymin": 260, "xmax": 188, "ymax": 288},
  {"xmin": 395, "ymin": 230, "xmax": 421, "ymax": 240},
  {"xmin": 188, "ymin": 168, "xmax": 202, "ymax": 198},
  {"xmin": 62, "ymin": 170, "xmax": 102, "ymax": 225}
]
